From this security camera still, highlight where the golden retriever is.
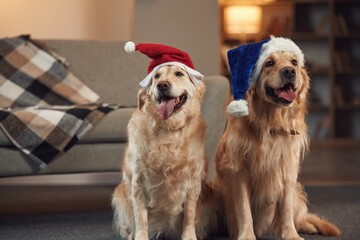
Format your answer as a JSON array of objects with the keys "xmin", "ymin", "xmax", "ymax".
[
  {"xmin": 213, "ymin": 51, "xmax": 340, "ymax": 239},
  {"xmin": 112, "ymin": 65, "xmax": 217, "ymax": 240}
]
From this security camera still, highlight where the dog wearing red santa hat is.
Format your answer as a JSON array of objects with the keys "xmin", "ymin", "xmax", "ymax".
[{"xmin": 112, "ymin": 42, "xmax": 219, "ymax": 240}]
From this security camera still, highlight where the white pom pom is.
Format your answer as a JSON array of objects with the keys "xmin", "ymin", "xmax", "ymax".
[
  {"xmin": 124, "ymin": 41, "xmax": 136, "ymax": 53},
  {"xmin": 226, "ymin": 100, "xmax": 249, "ymax": 117}
]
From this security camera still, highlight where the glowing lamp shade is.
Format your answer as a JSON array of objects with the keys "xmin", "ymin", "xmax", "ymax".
[{"xmin": 224, "ymin": 6, "xmax": 262, "ymax": 35}]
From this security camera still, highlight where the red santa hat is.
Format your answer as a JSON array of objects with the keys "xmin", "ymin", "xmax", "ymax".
[{"xmin": 124, "ymin": 41, "xmax": 203, "ymax": 88}]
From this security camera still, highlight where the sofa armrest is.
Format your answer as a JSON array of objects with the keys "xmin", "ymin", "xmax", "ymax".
[{"xmin": 202, "ymin": 75, "xmax": 230, "ymax": 180}]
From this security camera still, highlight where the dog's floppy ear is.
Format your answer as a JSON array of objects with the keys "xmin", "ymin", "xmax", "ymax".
[
  {"xmin": 296, "ymin": 67, "xmax": 310, "ymax": 102},
  {"xmin": 301, "ymin": 67, "xmax": 310, "ymax": 86},
  {"xmin": 137, "ymin": 88, "xmax": 147, "ymax": 110},
  {"xmin": 196, "ymin": 81, "xmax": 206, "ymax": 98}
]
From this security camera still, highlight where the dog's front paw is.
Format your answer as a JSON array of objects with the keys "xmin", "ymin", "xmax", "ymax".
[
  {"xmin": 281, "ymin": 231, "xmax": 304, "ymax": 240},
  {"xmin": 181, "ymin": 227, "xmax": 197, "ymax": 240},
  {"xmin": 237, "ymin": 231, "xmax": 256, "ymax": 240},
  {"xmin": 181, "ymin": 232, "xmax": 197, "ymax": 240},
  {"xmin": 281, "ymin": 236, "xmax": 304, "ymax": 240},
  {"xmin": 181, "ymin": 237, "xmax": 197, "ymax": 240},
  {"xmin": 134, "ymin": 230, "xmax": 148, "ymax": 240}
]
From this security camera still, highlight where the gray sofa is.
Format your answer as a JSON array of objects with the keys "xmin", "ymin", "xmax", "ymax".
[{"xmin": 0, "ymin": 40, "xmax": 230, "ymax": 179}]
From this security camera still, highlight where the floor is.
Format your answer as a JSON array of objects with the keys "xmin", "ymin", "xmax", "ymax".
[
  {"xmin": 0, "ymin": 185, "xmax": 359, "ymax": 240},
  {"xmin": 298, "ymin": 143, "xmax": 360, "ymax": 185},
  {"xmin": 0, "ymin": 144, "xmax": 359, "ymax": 239}
]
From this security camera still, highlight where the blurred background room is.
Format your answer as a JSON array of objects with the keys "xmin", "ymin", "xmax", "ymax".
[{"xmin": 2, "ymin": 0, "xmax": 358, "ymax": 184}]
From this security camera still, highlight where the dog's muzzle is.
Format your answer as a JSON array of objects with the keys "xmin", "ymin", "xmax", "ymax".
[
  {"xmin": 155, "ymin": 81, "xmax": 188, "ymax": 120},
  {"xmin": 282, "ymin": 66, "xmax": 296, "ymax": 81},
  {"xmin": 264, "ymin": 66, "xmax": 299, "ymax": 105}
]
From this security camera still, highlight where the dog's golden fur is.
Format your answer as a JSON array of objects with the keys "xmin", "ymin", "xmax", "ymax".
[
  {"xmin": 214, "ymin": 51, "xmax": 340, "ymax": 239},
  {"xmin": 112, "ymin": 65, "xmax": 217, "ymax": 240}
]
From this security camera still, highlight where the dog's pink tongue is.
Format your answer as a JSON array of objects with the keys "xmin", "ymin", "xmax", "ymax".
[
  {"xmin": 156, "ymin": 98, "xmax": 176, "ymax": 120},
  {"xmin": 278, "ymin": 89, "xmax": 297, "ymax": 101}
]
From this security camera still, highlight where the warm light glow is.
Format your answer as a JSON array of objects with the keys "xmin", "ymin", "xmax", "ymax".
[
  {"xmin": 0, "ymin": 0, "xmax": 132, "ymax": 40},
  {"xmin": 224, "ymin": 5, "xmax": 262, "ymax": 35}
]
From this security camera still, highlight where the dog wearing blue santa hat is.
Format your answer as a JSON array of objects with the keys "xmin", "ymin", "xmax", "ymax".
[{"xmin": 213, "ymin": 36, "xmax": 340, "ymax": 240}]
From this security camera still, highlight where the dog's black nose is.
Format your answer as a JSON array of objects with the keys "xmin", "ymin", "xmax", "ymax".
[
  {"xmin": 157, "ymin": 81, "xmax": 170, "ymax": 91},
  {"xmin": 282, "ymin": 67, "xmax": 296, "ymax": 80}
]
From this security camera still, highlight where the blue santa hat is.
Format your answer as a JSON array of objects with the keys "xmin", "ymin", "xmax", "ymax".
[{"xmin": 226, "ymin": 36, "xmax": 305, "ymax": 117}]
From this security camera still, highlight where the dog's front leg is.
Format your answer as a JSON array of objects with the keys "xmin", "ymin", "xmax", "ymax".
[
  {"xmin": 279, "ymin": 183, "xmax": 304, "ymax": 240},
  {"xmin": 131, "ymin": 173, "xmax": 148, "ymax": 240},
  {"xmin": 232, "ymin": 172, "xmax": 256, "ymax": 240},
  {"xmin": 182, "ymin": 176, "xmax": 201, "ymax": 240}
]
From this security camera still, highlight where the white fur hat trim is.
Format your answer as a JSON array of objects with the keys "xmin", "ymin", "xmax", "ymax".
[
  {"xmin": 226, "ymin": 99, "xmax": 248, "ymax": 117},
  {"xmin": 139, "ymin": 61, "xmax": 204, "ymax": 88},
  {"xmin": 250, "ymin": 35, "xmax": 305, "ymax": 86}
]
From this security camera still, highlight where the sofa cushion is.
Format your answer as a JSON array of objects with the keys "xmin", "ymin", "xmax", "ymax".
[
  {"xmin": 0, "ymin": 107, "xmax": 135, "ymax": 146},
  {"xmin": 0, "ymin": 143, "xmax": 126, "ymax": 176},
  {"xmin": 81, "ymin": 107, "xmax": 135, "ymax": 143}
]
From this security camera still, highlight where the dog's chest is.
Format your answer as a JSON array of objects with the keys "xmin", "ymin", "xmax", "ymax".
[
  {"xmin": 146, "ymin": 135, "xmax": 189, "ymax": 166},
  {"xmin": 143, "ymin": 168, "xmax": 190, "ymax": 218},
  {"xmin": 144, "ymin": 172, "xmax": 189, "ymax": 216},
  {"xmin": 249, "ymin": 135, "xmax": 301, "ymax": 203},
  {"xmin": 141, "ymin": 139, "xmax": 193, "ymax": 215}
]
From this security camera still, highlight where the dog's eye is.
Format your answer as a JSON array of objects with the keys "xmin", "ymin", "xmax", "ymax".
[
  {"xmin": 265, "ymin": 60, "xmax": 274, "ymax": 67},
  {"xmin": 175, "ymin": 71, "xmax": 184, "ymax": 77},
  {"xmin": 292, "ymin": 59, "xmax": 297, "ymax": 66},
  {"xmin": 154, "ymin": 73, "xmax": 161, "ymax": 79}
]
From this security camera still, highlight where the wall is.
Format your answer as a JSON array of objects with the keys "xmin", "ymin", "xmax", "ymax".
[
  {"xmin": 134, "ymin": 0, "xmax": 221, "ymax": 76},
  {"xmin": 0, "ymin": 0, "xmax": 133, "ymax": 40},
  {"xmin": 0, "ymin": 0, "xmax": 222, "ymax": 184},
  {"xmin": 0, "ymin": 0, "xmax": 220, "ymax": 74}
]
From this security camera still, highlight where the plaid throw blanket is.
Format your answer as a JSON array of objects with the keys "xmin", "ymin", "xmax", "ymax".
[{"xmin": 0, "ymin": 36, "xmax": 115, "ymax": 169}]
